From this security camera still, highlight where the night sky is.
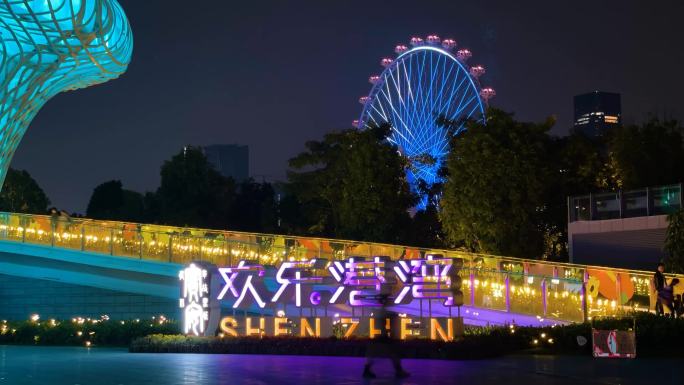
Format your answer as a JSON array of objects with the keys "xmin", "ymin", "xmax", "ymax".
[{"xmin": 10, "ymin": 0, "xmax": 684, "ymax": 213}]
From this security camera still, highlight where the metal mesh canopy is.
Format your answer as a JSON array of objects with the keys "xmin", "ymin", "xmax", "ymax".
[
  {"xmin": 358, "ymin": 38, "xmax": 493, "ymax": 208},
  {"xmin": 0, "ymin": 0, "xmax": 133, "ymax": 187}
]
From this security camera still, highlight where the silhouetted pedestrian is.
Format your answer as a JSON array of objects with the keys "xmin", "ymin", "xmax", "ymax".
[
  {"xmin": 673, "ymin": 294, "xmax": 683, "ymax": 318},
  {"xmin": 362, "ymin": 295, "xmax": 409, "ymax": 379},
  {"xmin": 654, "ymin": 263, "xmax": 666, "ymax": 316}
]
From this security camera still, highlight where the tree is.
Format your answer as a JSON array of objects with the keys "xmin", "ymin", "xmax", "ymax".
[
  {"xmin": 287, "ymin": 124, "xmax": 416, "ymax": 243},
  {"xmin": 155, "ymin": 146, "xmax": 236, "ymax": 228},
  {"xmin": 86, "ymin": 180, "xmax": 145, "ymax": 222},
  {"xmin": 229, "ymin": 179, "xmax": 278, "ymax": 233},
  {"xmin": 0, "ymin": 168, "xmax": 50, "ymax": 214},
  {"xmin": 439, "ymin": 109, "xmax": 553, "ymax": 259},
  {"xmin": 665, "ymin": 208, "xmax": 684, "ymax": 274},
  {"xmin": 541, "ymin": 132, "xmax": 606, "ymax": 259},
  {"xmin": 404, "ymin": 204, "xmax": 445, "ymax": 248},
  {"xmin": 604, "ymin": 119, "xmax": 684, "ymax": 190}
]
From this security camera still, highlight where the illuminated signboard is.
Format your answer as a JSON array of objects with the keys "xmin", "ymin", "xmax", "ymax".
[
  {"xmin": 178, "ymin": 262, "xmax": 220, "ymax": 336},
  {"xmin": 180, "ymin": 256, "xmax": 465, "ymax": 340},
  {"xmin": 216, "ymin": 315, "xmax": 464, "ymax": 341}
]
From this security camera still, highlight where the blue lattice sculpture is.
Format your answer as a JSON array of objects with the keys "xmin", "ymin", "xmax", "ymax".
[{"xmin": 0, "ymin": 0, "xmax": 132, "ymax": 187}]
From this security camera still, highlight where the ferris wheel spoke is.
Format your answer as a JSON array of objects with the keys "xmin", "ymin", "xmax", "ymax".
[
  {"xmin": 378, "ymin": 83, "xmax": 414, "ymax": 140},
  {"xmin": 404, "ymin": 55, "xmax": 420, "ymax": 132},
  {"xmin": 402, "ymin": 58, "xmax": 415, "ymax": 112},
  {"xmin": 451, "ymin": 93, "xmax": 479, "ymax": 122},
  {"xmin": 384, "ymin": 66, "xmax": 403, "ymax": 107},
  {"xmin": 413, "ymin": 52, "xmax": 431, "ymax": 131},
  {"xmin": 457, "ymin": 101, "xmax": 484, "ymax": 134},
  {"xmin": 439, "ymin": 68, "xmax": 469, "ymax": 118},
  {"xmin": 375, "ymin": 96, "xmax": 413, "ymax": 144},
  {"xmin": 434, "ymin": 56, "xmax": 457, "ymax": 119},
  {"xmin": 369, "ymin": 99, "xmax": 389, "ymax": 123},
  {"xmin": 400, "ymin": 64, "xmax": 414, "ymax": 135}
]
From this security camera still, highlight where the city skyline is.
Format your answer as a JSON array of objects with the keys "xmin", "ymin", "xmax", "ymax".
[{"xmin": 10, "ymin": 0, "xmax": 684, "ymax": 212}]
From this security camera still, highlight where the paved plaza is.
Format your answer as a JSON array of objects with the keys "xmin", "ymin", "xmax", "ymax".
[{"xmin": 0, "ymin": 346, "xmax": 678, "ymax": 385}]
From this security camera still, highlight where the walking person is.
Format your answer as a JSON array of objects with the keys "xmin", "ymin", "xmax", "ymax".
[
  {"xmin": 674, "ymin": 294, "xmax": 683, "ymax": 318},
  {"xmin": 653, "ymin": 263, "xmax": 666, "ymax": 316},
  {"xmin": 362, "ymin": 294, "xmax": 409, "ymax": 379}
]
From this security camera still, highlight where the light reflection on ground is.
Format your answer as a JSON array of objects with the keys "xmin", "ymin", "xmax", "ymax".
[{"xmin": 0, "ymin": 346, "xmax": 677, "ymax": 385}]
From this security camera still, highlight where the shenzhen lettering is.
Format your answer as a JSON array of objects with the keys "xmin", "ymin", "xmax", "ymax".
[{"xmin": 179, "ymin": 255, "xmax": 466, "ymax": 341}]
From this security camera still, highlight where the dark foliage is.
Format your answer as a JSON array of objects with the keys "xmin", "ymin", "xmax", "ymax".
[
  {"xmin": 130, "ymin": 313, "xmax": 684, "ymax": 358},
  {"xmin": 0, "ymin": 318, "xmax": 179, "ymax": 346},
  {"xmin": 0, "ymin": 168, "xmax": 50, "ymax": 214},
  {"xmin": 285, "ymin": 124, "xmax": 416, "ymax": 243},
  {"xmin": 86, "ymin": 180, "xmax": 145, "ymax": 222}
]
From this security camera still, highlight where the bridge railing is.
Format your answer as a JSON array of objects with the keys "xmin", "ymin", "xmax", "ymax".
[
  {"xmin": 569, "ymin": 183, "xmax": 682, "ymax": 221},
  {"xmin": 0, "ymin": 211, "xmax": 681, "ymax": 324}
]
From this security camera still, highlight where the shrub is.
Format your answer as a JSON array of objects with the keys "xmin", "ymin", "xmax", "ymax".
[
  {"xmin": 129, "ymin": 313, "xmax": 684, "ymax": 358},
  {"xmin": 130, "ymin": 334, "xmax": 520, "ymax": 359},
  {"xmin": 0, "ymin": 317, "xmax": 179, "ymax": 346}
]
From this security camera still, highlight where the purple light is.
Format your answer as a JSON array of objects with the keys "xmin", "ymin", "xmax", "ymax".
[
  {"xmin": 394, "ymin": 256, "xmax": 456, "ymax": 306},
  {"xmin": 309, "ymin": 291, "xmax": 321, "ymax": 306}
]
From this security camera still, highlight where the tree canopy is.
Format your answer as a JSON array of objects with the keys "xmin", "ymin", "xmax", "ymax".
[
  {"xmin": 155, "ymin": 146, "xmax": 236, "ymax": 228},
  {"xmin": 48, "ymin": 114, "xmax": 684, "ymax": 262},
  {"xmin": 440, "ymin": 109, "xmax": 554, "ymax": 258},
  {"xmin": 604, "ymin": 119, "xmax": 684, "ymax": 190},
  {"xmin": 665, "ymin": 208, "xmax": 684, "ymax": 274},
  {"xmin": 228, "ymin": 179, "xmax": 278, "ymax": 233},
  {"xmin": 286, "ymin": 124, "xmax": 416, "ymax": 243},
  {"xmin": 0, "ymin": 168, "xmax": 50, "ymax": 214},
  {"xmin": 86, "ymin": 180, "xmax": 145, "ymax": 222}
]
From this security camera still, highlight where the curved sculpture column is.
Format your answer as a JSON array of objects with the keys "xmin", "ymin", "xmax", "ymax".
[{"xmin": 0, "ymin": 0, "xmax": 133, "ymax": 187}]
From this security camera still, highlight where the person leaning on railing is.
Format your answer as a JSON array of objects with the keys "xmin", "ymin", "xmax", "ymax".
[
  {"xmin": 653, "ymin": 263, "xmax": 666, "ymax": 316},
  {"xmin": 660, "ymin": 278, "xmax": 680, "ymax": 318}
]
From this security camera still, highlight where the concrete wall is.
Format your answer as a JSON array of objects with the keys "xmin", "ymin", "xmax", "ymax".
[
  {"xmin": 569, "ymin": 215, "xmax": 668, "ymax": 270},
  {"xmin": 0, "ymin": 273, "xmax": 179, "ymax": 321}
]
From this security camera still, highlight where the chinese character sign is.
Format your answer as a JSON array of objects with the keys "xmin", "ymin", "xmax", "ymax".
[
  {"xmin": 271, "ymin": 259, "xmax": 327, "ymax": 307},
  {"xmin": 329, "ymin": 257, "xmax": 392, "ymax": 306},
  {"xmin": 179, "ymin": 262, "xmax": 220, "ymax": 336},
  {"xmin": 217, "ymin": 261, "xmax": 268, "ymax": 309},
  {"xmin": 393, "ymin": 255, "xmax": 464, "ymax": 306},
  {"xmin": 181, "ymin": 256, "xmax": 466, "ymax": 336}
]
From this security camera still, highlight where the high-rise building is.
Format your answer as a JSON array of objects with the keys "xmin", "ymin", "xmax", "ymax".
[
  {"xmin": 573, "ymin": 91, "xmax": 621, "ymax": 137},
  {"xmin": 202, "ymin": 144, "xmax": 249, "ymax": 182}
]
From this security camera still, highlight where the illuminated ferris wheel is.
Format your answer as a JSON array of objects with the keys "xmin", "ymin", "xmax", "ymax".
[{"xmin": 355, "ymin": 35, "xmax": 495, "ymax": 208}]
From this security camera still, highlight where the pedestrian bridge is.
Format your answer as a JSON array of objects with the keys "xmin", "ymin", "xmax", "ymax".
[{"xmin": 0, "ymin": 211, "xmax": 678, "ymax": 325}]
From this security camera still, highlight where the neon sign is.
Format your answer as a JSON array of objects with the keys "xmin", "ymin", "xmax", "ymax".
[
  {"xmin": 179, "ymin": 262, "xmax": 220, "ymax": 336},
  {"xmin": 216, "ymin": 316, "xmax": 464, "ymax": 342},
  {"xmin": 394, "ymin": 254, "xmax": 464, "ymax": 306},
  {"xmin": 217, "ymin": 261, "xmax": 268, "ymax": 308},
  {"xmin": 180, "ymin": 255, "xmax": 465, "ymax": 340}
]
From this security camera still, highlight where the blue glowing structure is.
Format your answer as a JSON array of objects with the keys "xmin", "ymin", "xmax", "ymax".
[
  {"xmin": 0, "ymin": 0, "xmax": 132, "ymax": 188},
  {"xmin": 357, "ymin": 35, "xmax": 494, "ymax": 208}
]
